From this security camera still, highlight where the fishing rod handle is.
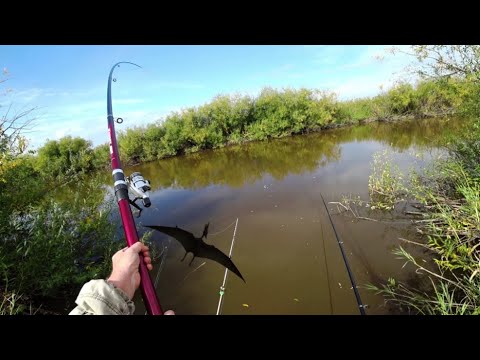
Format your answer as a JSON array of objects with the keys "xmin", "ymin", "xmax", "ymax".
[{"xmin": 118, "ymin": 199, "xmax": 164, "ymax": 315}]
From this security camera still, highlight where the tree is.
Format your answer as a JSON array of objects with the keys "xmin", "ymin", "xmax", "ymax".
[
  {"xmin": 1, "ymin": 69, "xmax": 37, "ymax": 189},
  {"xmin": 392, "ymin": 45, "xmax": 480, "ymax": 82},
  {"xmin": 36, "ymin": 136, "xmax": 94, "ymax": 178},
  {"xmin": 1, "ymin": 68, "xmax": 36, "ymax": 157}
]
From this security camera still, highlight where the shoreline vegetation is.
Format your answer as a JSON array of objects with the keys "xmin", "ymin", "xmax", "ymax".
[
  {"xmin": 100, "ymin": 78, "xmax": 469, "ymax": 169},
  {"xmin": 2, "ymin": 45, "xmax": 480, "ymax": 314},
  {"xmin": 33, "ymin": 77, "xmax": 470, "ymax": 181}
]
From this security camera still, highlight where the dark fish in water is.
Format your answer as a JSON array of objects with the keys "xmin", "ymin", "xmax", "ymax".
[{"xmin": 145, "ymin": 223, "xmax": 245, "ymax": 283}]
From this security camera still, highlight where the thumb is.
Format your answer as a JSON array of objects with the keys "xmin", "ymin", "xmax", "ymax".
[
  {"xmin": 164, "ymin": 310, "xmax": 175, "ymax": 315},
  {"xmin": 128, "ymin": 242, "xmax": 144, "ymax": 254}
]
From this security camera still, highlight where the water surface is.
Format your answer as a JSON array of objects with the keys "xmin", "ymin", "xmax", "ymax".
[{"xmin": 115, "ymin": 117, "xmax": 466, "ymax": 314}]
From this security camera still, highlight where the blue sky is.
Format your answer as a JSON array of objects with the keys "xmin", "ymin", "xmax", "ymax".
[{"xmin": 0, "ymin": 45, "xmax": 414, "ymax": 149}]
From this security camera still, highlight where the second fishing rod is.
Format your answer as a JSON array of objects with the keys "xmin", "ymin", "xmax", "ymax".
[{"xmin": 320, "ymin": 193, "xmax": 366, "ymax": 315}]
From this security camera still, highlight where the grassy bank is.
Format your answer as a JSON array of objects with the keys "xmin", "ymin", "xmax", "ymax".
[
  {"xmin": 363, "ymin": 120, "xmax": 480, "ymax": 314},
  {"xmin": 0, "ymin": 160, "xmax": 120, "ymax": 314}
]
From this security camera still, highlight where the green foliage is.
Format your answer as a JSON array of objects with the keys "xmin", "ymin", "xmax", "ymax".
[
  {"xmin": 415, "ymin": 78, "xmax": 466, "ymax": 115},
  {"xmin": 111, "ymin": 88, "xmax": 342, "ymax": 163},
  {"xmin": 408, "ymin": 45, "xmax": 480, "ymax": 83},
  {"xmin": 384, "ymin": 82, "xmax": 418, "ymax": 115},
  {"xmin": 160, "ymin": 112, "xmax": 188, "ymax": 157},
  {"xmin": 0, "ymin": 99, "xmax": 119, "ymax": 312},
  {"xmin": 0, "ymin": 175, "xmax": 119, "ymax": 312},
  {"xmin": 91, "ymin": 143, "xmax": 110, "ymax": 170},
  {"xmin": 371, "ymin": 158, "xmax": 480, "ymax": 315},
  {"xmin": 0, "ymin": 155, "xmax": 47, "ymax": 238},
  {"xmin": 142, "ymin": 123, "xmax": 166, "ymax": 161},
  {"xmin": 369, "ymin": 80, "xmax": 467, "ymax": 119},
  {"xmin": 36, "ymin": 136, "xmax": 96, "ymax": 179},
  {"xmin": 449, "ymin": 119, "xmax": 480, "ymax": 177},
  {"xmin": 0, "ymin": 289, "xmax": 24, "ymax": 315},
  {"xmin": 247, "ymin": 88, "xmax": 338, "ymax": 140},
  {"xmin": 0, "ymin": 132, "xmax": 118, "ymax": 314},
  {"xmin": 29, "ymin": 78, "xmax": 473, "ymax": 170},
  {"xmin": 392, "ymin": 45, "xmax": 480, "ymax": 117},
  {"xmin": 368, "ymin": 150, "xmax": 407, "ymax": 210},
  {"xmin": 458, "ymin": 83, "xmax": 480, "ymax": 117},
  {"xmin": 337, "ymin": 98, "xmax": 374, "ymax": 123}
]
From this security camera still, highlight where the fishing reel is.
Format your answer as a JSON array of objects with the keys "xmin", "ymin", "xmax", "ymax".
[{"xmin": 126, "ymin": 172, "xmax": 151, "ymax": 217}]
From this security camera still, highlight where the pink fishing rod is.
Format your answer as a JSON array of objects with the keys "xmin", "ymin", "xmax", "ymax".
[{"xmin": 107, "ymin": 62, "xmax": 163, "ymax": 315}]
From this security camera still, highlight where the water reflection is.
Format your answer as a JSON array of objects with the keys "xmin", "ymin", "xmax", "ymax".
[
  {"xmin": 128, "ymin": 117, "xmax": 466, "ymax": 191},
  {"xmin": 145, "ymin": 223, "xmax": 245, "ymax": 282}
]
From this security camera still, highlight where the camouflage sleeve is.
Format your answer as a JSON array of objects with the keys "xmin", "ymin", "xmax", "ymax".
[{"xmin": 69, "ymin": 279, "xmax": 135, "ymax": 315}]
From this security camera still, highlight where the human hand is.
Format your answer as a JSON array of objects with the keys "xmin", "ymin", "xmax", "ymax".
[
  {"xmin": 107, "ymin": 242, "xmax": 153, "ymax": 300},
  {"xmin": 107, "ymin": 242, "xmax": 176, "ymax": 315}
]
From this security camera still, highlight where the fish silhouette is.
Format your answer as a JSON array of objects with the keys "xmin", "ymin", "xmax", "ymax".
[{"xmin": 145, "ymin": 223, "xmax": 245, "ymax": 282}]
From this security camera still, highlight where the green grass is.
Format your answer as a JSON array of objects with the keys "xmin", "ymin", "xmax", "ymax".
[
  {"xmin": 369, "ymin": 155, "xmax": 480, "ymax": 315},
  {"xmin": 0, "ymin": 174, "xmax": 120, "ymax": 313},
  {"xmin": 0, "ymin": 288, "xmax": 24, "ymax": 315},
  {"xmin": 368, "ymin": 149, "xmax": 407, "ymax": 210}
]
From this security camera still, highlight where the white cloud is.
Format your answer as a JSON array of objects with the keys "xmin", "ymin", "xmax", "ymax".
[
  {"xmin": 309, "ymin": 45, "xmax": 413, "ymax": 76},
  {"xmin": 27, "ymin": 116, "xmax": 104, "ymax": 148},
  {"xmin": 313, "ymin": 46, "xmax": 418, "ymax": 99},
  {"xmin": 340, "ymin": 45, "xmax": 389, "ymax": 70},
  {"xmin": 331, "ymin": 76, "xmax": 395, "ymax": 100}
]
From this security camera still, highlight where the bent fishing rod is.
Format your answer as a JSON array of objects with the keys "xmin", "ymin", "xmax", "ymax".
[
  {"xmin": 107, "ymin": 62, "xmax": 163, "ymax": 315},
  {"xmin": 320, "ymin": 193, "xmax": 366, "ymax": 315}
]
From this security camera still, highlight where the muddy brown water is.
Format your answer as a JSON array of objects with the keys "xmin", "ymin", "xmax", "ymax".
[{"xmin": 112, "ymin": 117, "xmax": 466, "ymax": 315}]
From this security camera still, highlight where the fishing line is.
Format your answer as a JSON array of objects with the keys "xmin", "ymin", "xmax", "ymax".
[
  {"xmin": 216, "ymin": 218, "xmax": 239, "ymax": 315},
  {"xmin": 154, "ymin": 238, "xmax": 171, "ymax": 289},
  {"xmin": 209, "ymin": 219, "xmax": 238, "ymax": 237},
  {"xmin": 144, "ymin": 239, "xmax": 171, "ymax": 315},
  {"xmin": 320, "ymin": 193, "xmax": 366, "ymax": 315},
  {"xmin": 183, "ymin": 262, "xmax": 206, "ymax": 281}
]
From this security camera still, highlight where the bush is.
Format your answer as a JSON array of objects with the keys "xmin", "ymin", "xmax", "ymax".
[
  {"xmin": 0, "ymin": 175, "xmax": 119, "ymax": 312},
  {"xmin": 30, "ymin": 80, "xmax": 476, "ymax": 170},
  {"xmin": 36, "ymin": 136, "xmax": 96, "ymax": 179},
  {"xmin": 92, "ymin": 143, "xmax": 111, "ymax": 169},
  {"xmin": 117, "ymin": 127, "xmax": 145, "ymax": 163}
]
